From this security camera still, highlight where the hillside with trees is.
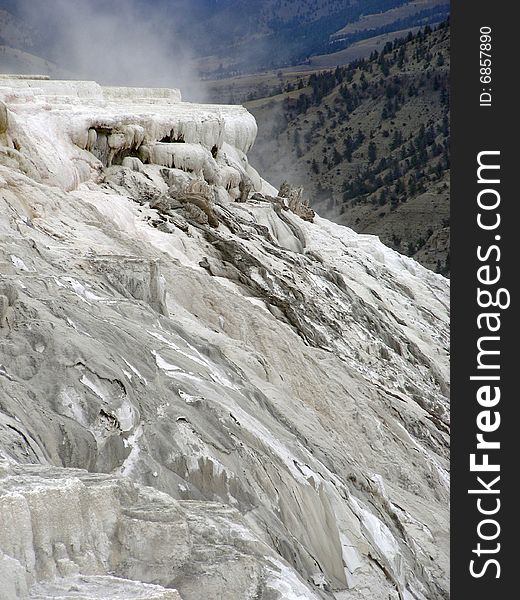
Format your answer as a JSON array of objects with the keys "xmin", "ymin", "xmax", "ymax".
[
  {"xmin": 246, "ymin": 21, "xmax": 450, "ymax": 274},
  {"xmin": 184, "ymin": 0, "xmax": 445, "ymax": 77},
  {"xmin": 1, "ymin": 0, "xmax": 448, "ymax": 79}
]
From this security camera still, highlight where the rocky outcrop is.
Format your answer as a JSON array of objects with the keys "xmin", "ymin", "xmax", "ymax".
[
  {"xmin": 0, "ymin": 77, "xmax": 449, "ymax": 600},
  {"xmin": 279, "ymin": 181, "xmax": 315, "ymax": 222}
]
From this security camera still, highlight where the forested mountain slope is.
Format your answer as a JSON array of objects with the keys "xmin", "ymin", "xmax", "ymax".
[{"xmin": 247, "ymin": 22, "xmax": 450, "ymax": 274}]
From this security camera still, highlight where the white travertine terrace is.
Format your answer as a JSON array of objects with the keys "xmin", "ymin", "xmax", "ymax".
[
  {"xmin": 0, "ymin": 77, "xmax": 259, "ymax": 192},
  {"xmin": 0, "ymin": 76, "xmax": 449, "ymax": 600}
]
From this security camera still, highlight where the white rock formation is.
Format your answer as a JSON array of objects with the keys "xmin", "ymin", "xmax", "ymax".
[{"xmin": 0, "ymin": 77, "xmax": 449, "ymax": 600}]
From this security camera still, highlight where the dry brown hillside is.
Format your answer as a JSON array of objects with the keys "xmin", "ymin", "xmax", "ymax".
[{"xmin": 246, "ymin": 22, "xmax": 450, "ymax": 275}]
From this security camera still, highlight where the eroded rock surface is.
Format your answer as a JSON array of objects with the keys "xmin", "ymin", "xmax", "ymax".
[{"xmin": 0, "ymin": 77, "xmax": 449, "ymax": 600}]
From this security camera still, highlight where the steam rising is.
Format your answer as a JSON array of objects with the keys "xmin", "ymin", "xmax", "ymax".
[{"xmin": 14, "ymin": 0, "xmax": 206, "ymax": 100}]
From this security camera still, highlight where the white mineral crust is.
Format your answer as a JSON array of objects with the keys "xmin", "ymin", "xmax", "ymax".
[{"xmin": 0, "ymin": 77, "xmax": 449, "ymax": 600}]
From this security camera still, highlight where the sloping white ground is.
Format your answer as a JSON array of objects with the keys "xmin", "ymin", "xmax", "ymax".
[{"xmin": 0, "ymin": 78, "xmax": 449, "ymax": 600}]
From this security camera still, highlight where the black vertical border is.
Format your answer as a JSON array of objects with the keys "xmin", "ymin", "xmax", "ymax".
[{"xmin": 451, "ymin": 1, "xmax": 517, "ymax": 598}]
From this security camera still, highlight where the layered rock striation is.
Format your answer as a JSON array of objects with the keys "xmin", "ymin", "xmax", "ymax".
[{"xmin": 0, "ymin": 77, "xmax": 449, "ymax": 600}]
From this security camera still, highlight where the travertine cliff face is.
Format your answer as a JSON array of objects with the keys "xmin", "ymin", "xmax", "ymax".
[{"xmin": 0, "ymin": 76, "xmax": 449, "ymax": 600}]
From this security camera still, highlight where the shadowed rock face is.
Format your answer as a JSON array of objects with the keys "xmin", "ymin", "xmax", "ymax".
[{"xmin": 0, "ymin": 78, "xmax": 449, "ymax": 600}]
